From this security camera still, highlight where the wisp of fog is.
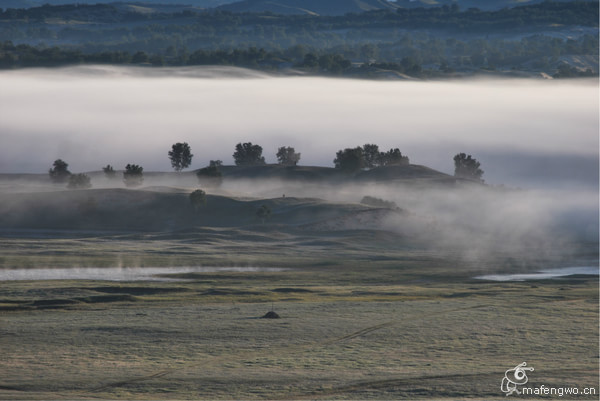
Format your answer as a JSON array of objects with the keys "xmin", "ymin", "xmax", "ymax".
[
  {"xmin": 0, "ymin": 66, "xmax": 597, "ymax": 265},
  {"xmin": 0, "ymin": 65, "xmax": 597, "ymax": 190}
]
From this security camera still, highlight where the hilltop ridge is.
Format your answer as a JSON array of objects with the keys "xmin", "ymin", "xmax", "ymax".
[{"xmin": 217, "ymin": 0, "xmax": 398, "ymax": 15}]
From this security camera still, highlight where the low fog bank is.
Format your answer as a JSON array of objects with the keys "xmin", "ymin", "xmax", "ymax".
[
  {"xmin": 1, "ymin": 66, "xmax": 596, "ymax": 265},
  {"xmin": 231, "ymin": 178, "xmax": 598, "ymax": 267},
  {"xmin": 218, "ymin": 177, "xmax": 599, "ymax": 249},
  {"xmin": 1, "ymin": 174, "xmax": 597, "ymax": 267},
  {"xmin": 0, "ymin": 66, "xmax": 597, "ymax": 190}
]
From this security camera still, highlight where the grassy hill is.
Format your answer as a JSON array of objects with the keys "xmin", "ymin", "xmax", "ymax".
[
  {"xmin": 217, "ymin": 163, "xmax": 455, "ymax": 183},
  {"xmin": 0, "ymin": 187, "xmax": 405, "ymax": 232},
  {"xmin": 0, "ymin": 164, "xmax": 462, "ymax": 232}
]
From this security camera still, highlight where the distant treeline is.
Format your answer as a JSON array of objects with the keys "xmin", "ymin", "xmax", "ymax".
[
  {"xmin": 0, "ymin": 40, "xmax": 597, "ymax": 79},
  {"xmin": 0, "ymin": 42, "xmax": 356, "ymax": 75},
  {"xmin": 0, "ymin": 1, "xmax": 597, "ymax": 76}
]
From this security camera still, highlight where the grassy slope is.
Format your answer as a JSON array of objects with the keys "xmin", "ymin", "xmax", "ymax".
[
  {"xmin": 0, "ymin": 164, "xmax": 454, "ymax": 231},
  {"xmin": 0, "ymin": 187, "xmax": 397, "ymax": 231},
  {"xmin": 0, "ymin": 270, "xmax": 597, "ymax": 400},
  {"xmin": 217, "ymin": 164, "xmax": 454, "ymax": 181},
  {"xmin": 0, "ymin": 169, "xmax": 597, "ymax": 400}
]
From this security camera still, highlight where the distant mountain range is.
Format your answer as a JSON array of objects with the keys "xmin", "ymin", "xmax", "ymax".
[{"xmin": 1, "ymin": 0, "xmax": 596, "ymax": 13}]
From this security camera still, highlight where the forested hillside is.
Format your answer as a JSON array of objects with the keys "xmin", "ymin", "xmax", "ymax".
[{"xmin": 0, "ymin": 1, "xmax": 597, "ymax": 77}]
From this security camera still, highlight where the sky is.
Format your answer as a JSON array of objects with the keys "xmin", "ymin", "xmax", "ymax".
[{"xmin": 0, "ymin": 65, "xmax": 597, "ymax": 190}]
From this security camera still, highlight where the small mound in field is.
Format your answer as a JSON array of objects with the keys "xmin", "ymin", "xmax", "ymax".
[{"xmin": 262, "ymin": 311, "xmax": 280, "ymax": 319}]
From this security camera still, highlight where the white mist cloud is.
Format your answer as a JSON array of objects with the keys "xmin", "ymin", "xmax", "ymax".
[{"xmin": 0, "ymin": 66, "xmax": 597, "ymax": 189}]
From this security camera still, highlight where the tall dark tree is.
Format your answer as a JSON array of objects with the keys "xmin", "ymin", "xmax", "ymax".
[
  {"xmin": 380, "ymin": 148, "xmax": 409, "ymax": 166},
  {"xmin": 276, "ymin": 146, "xmax": 301, "ymax": 166},
  {"xmin": 123, "ymin": 163, "xmax": 144, "ymax": 187},
  {"xmin": 453, "ymin": 153, "xmax": 484, "ymax": 182},
  {"xmin": 168, "ymin": 142, "xmax": 193, "ymax": 172},
  {"xmin": 362, "ymin": 144, "xmax": 381, "ymax": 168},
  {"xmin": 49, "ymin": 159, "xmax": 71, "ymax": 183},
  {"xmin": 333, "ymin": 147, "xmax": 364, "ymax": 173},
  {"xmin": 233, "ymin": 142, "xmax": 266, "ymax": 166}
]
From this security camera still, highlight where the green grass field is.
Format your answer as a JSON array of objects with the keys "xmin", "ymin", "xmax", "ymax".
[
  {"xmin": 0, "ymin": 182, "xmax": 597, "ymax": 400},
  {"xmin": 0, "ymin": 231, "xmax": 597, "ymax": 400}
]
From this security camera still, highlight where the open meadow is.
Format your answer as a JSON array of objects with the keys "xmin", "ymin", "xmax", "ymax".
[
  {"xmin": 0, "ymin": 173, "xmax": 598, "ymax": 400},
  {"xmin": 0, "ymin": 66, "xmax": 598, "ymax": 399}
]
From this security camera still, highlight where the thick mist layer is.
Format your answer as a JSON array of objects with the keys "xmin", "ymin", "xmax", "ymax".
[{"xmin": 0, "ymin": 66, "xmax": 597, "ymax": 189}]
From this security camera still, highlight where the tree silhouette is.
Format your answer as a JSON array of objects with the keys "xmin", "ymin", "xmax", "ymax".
[
  {"xmin": 380, "ymin": 148, "xmax": 409, "ymax": 166},
  {"xmin": 233, "ymin": 142, "xmax": 266, "ymax": 166},
  {"xmin": 334, "ymin": 147, "xmax": 364, "ymax": 173},
  {"xmin": 123, "ymin": 164, "xmax": 144, "ymax": 187},
  {"xmin": 362, "ymin": 144, "xmax": 380, "ymax": 168},
  {"xmin": 102, "ymin": 164, "xmax": 116, "ymax": 179},
  {"xmin": 276, "ymin": 146, "xmax": 301, "ymax": 166},
  {"xmin": 453, "ymin": 153, "xmax": 484, "ymax": 182},
  {"xmin": 190, "ymin": 189, "xmax": 207, "ymax": 212},
  {"xmin": 67, "ymin": 173, "xmax": 92, "ymax": 189},
  {"xmin": 49, "ymin": 159, "xmax": 71, "ymax": 183},
  {"xmin": 168, "ymin": 142, "xmax": 193, "ymax": 172}
]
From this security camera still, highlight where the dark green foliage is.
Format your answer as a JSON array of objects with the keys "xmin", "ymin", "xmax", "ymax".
[
  {"xmin": 335, "ymin": 145, "xmax": 409, "ymax": 172},
  {"xmin": 102, "ymin": 164, "xmax": 116, "ymax": 179},
  {"xmin": 168, "ymin": 142, "xmax": 193, "ymax": 172},
  {"xmin": 196, "ymin": 162, "xmax": 223, "ymax": 187},
  {"xmin": 48, "ymin": 159, "xmax": 71, "ymax": 183},
  {"xmin": 0, "ymin": 30, "xmax": 597, "ymax": 76},
  {"xmin": 318, "ymin": 54, "xmax": 351, "ymax": 74},
  {"xmin": 233, "ymin": 142, "xmax": 266, "ymax": 166},
  {"xmin": 189, "ymin": 189, "xmax": 206, "ymax": 212},
  {"xmin": 123, "ymin": 163, "xmax": 144, "ymax": 187},
  {"xmin": 276, "ymin": 146, "xmax": 301, "ymax": 166},
  {"xmin": 334, "ymin": 147, "xmax": 365, "ymax": 173},
  {"xmin": 453, "ymin": 153, "xmax": 484, "ymax": 182},
  {"xmin": 256, "ymin": 204, "xmax": 271, "ymax": 223},
  {"xmin": 67, "ymin": 173, "xmax": 92, "ymax": 189},
  {"xmin": 0, "ymin": 2, "xmax": 596, "ymax": 76},
  {"xmin": 362, "ymin": 144, "xmax": 380, "ymax": 169},
  {"xmin": 379, "ymin": 148, "xmax": 409, "ymax": 166},
  {"xmin": 297, "ymin": 53, "xmax": 351, "ymax": 74}
]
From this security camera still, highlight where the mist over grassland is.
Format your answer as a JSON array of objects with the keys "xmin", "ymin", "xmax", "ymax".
[
  {"xmin": 0, "ymin": 64, "xmax": 597, "ymax": 401},
  {"xmin": 0, "ymin": 66, "xmax": 597, "ymax": 188},
  {"xmin": 0, "ymin": 66, "xmax": 597, "ymax": 263}
]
